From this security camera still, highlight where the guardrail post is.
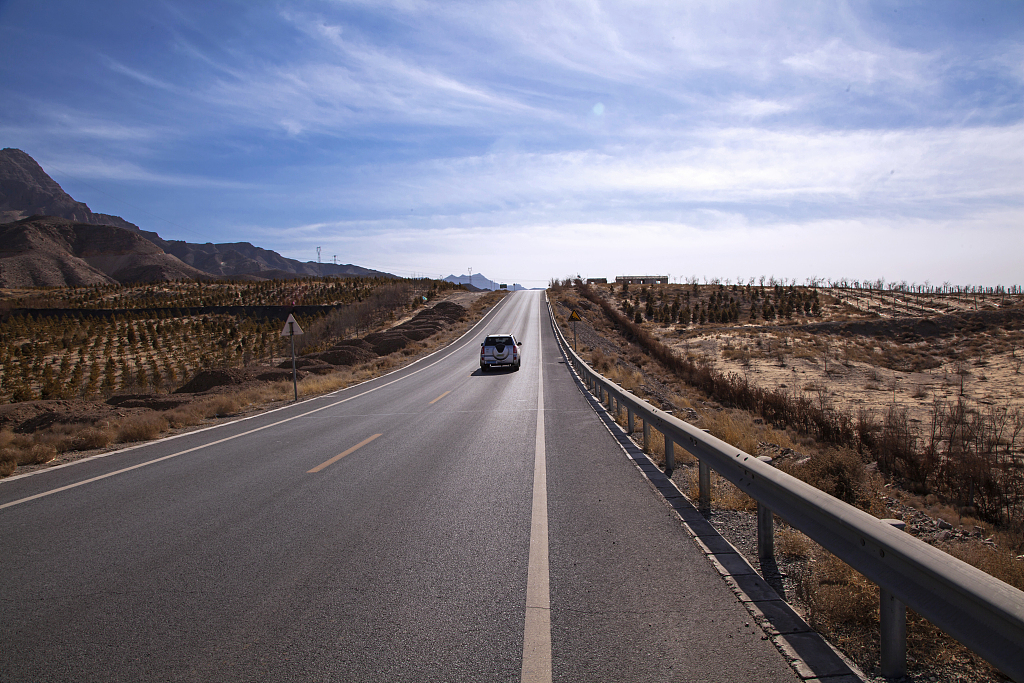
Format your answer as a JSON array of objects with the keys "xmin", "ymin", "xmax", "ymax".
[
  {"xmin": 698, "ymin": 460, "xmax": 711, "ymax": 512},
  {"xmin": 665, "ymin": 436, "xmax": 675, "ymax": 476},
  {"xmin": 642, "ymin": 419, "xmax": 650, "ymax": 453},
  {"xmin": 880, "ymin": 519, "xmax": 907, "ymax": 679},
  {"xmin": 757, "ymin": 456, "xmax": 774, "ymax": 562},
  {"xmin": 627, "ymin": 408, "xmax": 634, "ymax": 435}
]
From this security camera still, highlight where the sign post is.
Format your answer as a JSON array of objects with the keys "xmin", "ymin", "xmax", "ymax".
[
  {"xmin": 568, "ymin": 310, "xmax": 582, "ymax": 351},
  {"xmin": 280, "ymin": 313, "xmax": 304, "ymax": 401}
]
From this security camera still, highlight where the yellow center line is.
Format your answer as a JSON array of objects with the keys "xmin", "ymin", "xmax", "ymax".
[
  {"xmin": 429, "ymin": 390, "xmax": 451, "ymax": 405},
  {"xmin": 308, "ymin": 433, "xmax": 382, "ymax": 473}
]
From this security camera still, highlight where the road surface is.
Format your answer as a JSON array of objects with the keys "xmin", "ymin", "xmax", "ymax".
[{"xmin": 0, "ymin": 290, "xmax": 798, "ymax": 682}]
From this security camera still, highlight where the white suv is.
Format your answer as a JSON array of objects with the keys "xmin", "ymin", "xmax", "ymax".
[{"xmin": 480, "ymin": 333, "xmax": 522, "ymax": 372}]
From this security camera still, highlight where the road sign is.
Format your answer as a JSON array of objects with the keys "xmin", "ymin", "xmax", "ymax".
[
  {"xmin": 280, "ymin": 314, "xmax": 303, "ymax": 401},
  {"xmin": 569, "ymin": 310, "xmax": 582, "ymax": 321},
  {"xmin": 280, "ymin": 314, "xmax": 304, "ymax": 337}
]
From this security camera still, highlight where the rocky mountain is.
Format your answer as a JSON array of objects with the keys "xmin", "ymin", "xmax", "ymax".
[
  {"xmin": 0, "ymin": 148, "xmax": 392, "ymax": 284},
  {"xmin": 0, "ymin": 148, "xmax": 139, "ymax": 232},
  {"xmin": 0, "ymin": 216, "xmax": 210, "ymax": 287}
]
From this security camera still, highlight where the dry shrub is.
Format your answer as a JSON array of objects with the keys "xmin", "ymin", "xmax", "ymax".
[
  {"xmin": 683, "ymin": 466, "xmax": 756, "ymax": 511},
  {"xmin": 800, "ymin": 541, "xmax": 1007, "ymax": 679},
  {"xmin": 646, "ymin": 427, "xmax": 665, "ymax": 464},
  {"xmin": 72, "ymin": 426, "xmax": 114, "ymax": 450},
  {"xmin": 0, "ymin": 447, "xmax": 18, "ymax": 477},
  {"xmin": 606, "ymin": 365, "xmax": 643, "ymax": 392},
  {"xmin": 21, "ymin": 443, "xmax": 56, "ymax": 465},
  {"xmin": 589, "ymin": 348, "xmax": 614, "ymax": 374},
  {"xmin": 700, "ymin": 409, "xmax": 762, "ymax": 455},
  {"xmin": 0, "ymin": 429, "xmax": 31, "ymax": 450},
  {"xmin": 779, "ymin": 447, "xmax": 867, "ymax": 508},
  {"xmin": 776, "ymin": 525, "xmax": 813, "ymax": 559},
  {"xmin": 795, "ymin": 545, "xmax": 879, "ymax": 666},
  {"xmin": 205, "ymin": 396, "xmax": 240, "ymax": 418},
  {"xmin": 165, "ymin": 404, "xmax": 205, "ymax": 428},
  {"xmin": 298, "ymin": 373, "xmax": 351, "ymax": 397},
  {"xmin": 39, "ymin": 424, "xmax": 115, "ymax": 452},
  {"xmin": 938, "ymin": 540, "xmax": 1024, "ymax": 591},
  {"xmin": 116, "ymin": 414, "xmax": 169, "ymax": 443}
]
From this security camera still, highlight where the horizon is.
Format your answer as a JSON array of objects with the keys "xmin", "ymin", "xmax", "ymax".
[{"xmin": 2, "ymin": 1, "xmax": 1021, "ymax": 287}]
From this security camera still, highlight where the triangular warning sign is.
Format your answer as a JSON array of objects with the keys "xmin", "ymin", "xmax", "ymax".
[
  {"xmin": 280, "ymin": 313, "xmax": 304, "ymax": 337},
  {"xmin": 569, "ymin": 310, "xmax": 582, "ymax": 321}
]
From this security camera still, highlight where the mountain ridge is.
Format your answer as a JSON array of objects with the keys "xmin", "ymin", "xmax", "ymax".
[{"xmin": 0, "ymin": 148, "xmax": 392, "ymax": 285}]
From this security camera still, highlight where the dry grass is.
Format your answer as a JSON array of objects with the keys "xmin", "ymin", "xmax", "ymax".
[
  {"xmin": 792, "ymin": 537, "xmax": 1008, "ymax": 680},
  {"xmin": 116, "ymin": 414, "xmax": 169, "ymax": 443}
]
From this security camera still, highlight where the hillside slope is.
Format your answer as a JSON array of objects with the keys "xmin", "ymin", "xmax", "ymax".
[{"xmin": 0, "ymin": 216, "xmax": 210, "ymax": 287}]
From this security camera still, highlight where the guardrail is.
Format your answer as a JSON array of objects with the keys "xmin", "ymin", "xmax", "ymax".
[{"xmin": 547, "ymin": 301, "xmax": 1024, "ymax": 682}]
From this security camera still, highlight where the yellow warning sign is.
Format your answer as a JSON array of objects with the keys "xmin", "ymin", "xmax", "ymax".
[{"xmin": 568, "ymin": 310, "xmax": 582, "ymax": 321}]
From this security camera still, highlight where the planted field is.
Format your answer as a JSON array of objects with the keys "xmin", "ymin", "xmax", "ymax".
[
  {"xmin": 0, "ymin": 277, "xmax": 488, "ymax": 477},
  {"xmin": 0, "ymin": 277, "xmax": 460, "ymax": 402}
]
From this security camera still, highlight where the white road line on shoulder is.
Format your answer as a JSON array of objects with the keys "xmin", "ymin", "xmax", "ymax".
[{"xmin": 521, "ymin": 298, "xmax": 552, "ymax": 683}]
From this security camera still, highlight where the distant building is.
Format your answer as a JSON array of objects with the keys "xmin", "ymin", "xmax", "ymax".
[
  {"xmin": 585, "ymin": 278, "xmax": 608, "ymax": 284},
  {"xmin": 615, "ymin": 275, "xmax": 668, "ymax": 285}
]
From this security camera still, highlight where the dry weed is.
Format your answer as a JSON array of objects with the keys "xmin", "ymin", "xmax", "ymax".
[{"xmin": 116, "ymin": 414, "xmax": 169, "ymax": 443}]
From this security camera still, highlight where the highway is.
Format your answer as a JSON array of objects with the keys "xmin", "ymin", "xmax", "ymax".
[{"xmin": 0, "ymin": 290, "xmax": 799, "ymax": 682}]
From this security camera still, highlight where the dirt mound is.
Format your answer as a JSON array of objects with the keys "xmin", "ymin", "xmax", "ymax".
[
  {"xmin": 430, "ymin": 301, "xmax": 468, "ymax": 320},
  {"xmin": 276, "ymin": 358, "xmax": 335, "ymax": 374},
  {"xmin": 332, "ymin": 339, "xmax": 375, "ymax": 350},
  {"xmin": 0, "ymin": 399, "xmax": 152, "ymax": 433},
  {"xmin": 394, "ymin": 326, "xmax": 434, "ymax": 341},
  {"xmin": 316, "ymin": 347, "xmax": 377, "ymax": 366},
  {"xmin": 106, "ymin": 394, "xmax": 195, "ymax": 411},
  {"xmin": 175, "ymin": 366, "xmax": 301, "ymax": 394},
  {"xmin": 363, "ymin": 332, "xmax": 412, "ymax": 356}
]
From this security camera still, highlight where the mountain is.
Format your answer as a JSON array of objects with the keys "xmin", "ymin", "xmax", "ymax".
[
  {"xmin": 444, "ymin": 273, "xmax": 526, "ymax": 291},
  {"xmin": 0, "ymin": 216, "xmax": 211, "ymax": 287},
  {"xmin": 0, "ymin": 148, "xmax": 393, "ymax": 283},
  {"xmin": 0, "ymin": 148, "xmax": 139, "ymax": 232}
]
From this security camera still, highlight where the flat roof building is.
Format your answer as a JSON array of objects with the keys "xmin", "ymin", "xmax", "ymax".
[{"xmin": 615, "ymin": 275, "xmax": 669, "ymax": 285}]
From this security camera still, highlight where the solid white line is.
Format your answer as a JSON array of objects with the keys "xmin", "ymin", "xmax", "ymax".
[
  {"xmin": 0, "ymin": 297, "xmax": 519, "ymax": 511},
  {"xmin": 522, "ymin": 297, "xmax": 552, "ymax": 683}
]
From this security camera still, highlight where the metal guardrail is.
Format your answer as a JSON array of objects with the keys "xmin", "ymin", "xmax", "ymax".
[{"xmin": 547, "ymin": 301, "xmax": 1024, "ymax": 682}]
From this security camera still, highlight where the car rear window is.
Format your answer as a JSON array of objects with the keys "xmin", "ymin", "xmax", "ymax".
[{"xmin": 486, "ymin": 336, "xmax": 512, "ymax": 345}]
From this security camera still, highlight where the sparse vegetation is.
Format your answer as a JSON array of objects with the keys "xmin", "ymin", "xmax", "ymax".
[
  {"xmin": 0, "ymin": 280, "xmax": 499, "ymax": 478},
  {"xmin": 550, "ymin": 279, "xmax": 1024, "ymax": 682}
]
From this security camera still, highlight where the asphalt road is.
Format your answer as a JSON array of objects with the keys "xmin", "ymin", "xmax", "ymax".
[{"xmin": 0, "ymin": 291, "xmax": 799, "ymax": 682}]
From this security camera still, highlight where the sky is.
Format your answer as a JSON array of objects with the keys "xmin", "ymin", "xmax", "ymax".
[{"xmin": 1, "ymin": 1, "xmax": 1021, "ymax": 288}]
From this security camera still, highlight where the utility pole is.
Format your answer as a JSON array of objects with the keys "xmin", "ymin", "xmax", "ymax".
[{"xmin": 317, "ymin": 247, "xmax": 321, "ymax": 278}]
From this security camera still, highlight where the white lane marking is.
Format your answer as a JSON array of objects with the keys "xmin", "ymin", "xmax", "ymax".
[
  {"xmin": 522, "ymin": 296, "xmax": 552, "ymax": 683},
  {"xmin": 0, "ymin": 298, "xmax": 523, "ymax": 511}
]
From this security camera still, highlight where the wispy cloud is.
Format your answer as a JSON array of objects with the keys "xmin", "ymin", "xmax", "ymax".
[{"xmin": 1, "ymin": 0, "xmax": 1020, "ymax": 284}]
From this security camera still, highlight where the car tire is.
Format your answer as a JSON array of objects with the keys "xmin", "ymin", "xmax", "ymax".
[
  {"xmin": 514, "ymin": 362, "xmax": 521, "ymax": 371},
  {"xmin": 480, "ymin": 365, "xmax": 488, "ymax": 373}
]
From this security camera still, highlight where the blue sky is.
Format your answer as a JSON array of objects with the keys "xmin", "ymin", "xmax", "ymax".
[{"xmin": 1, "ymin": 1, "xmax": 1021, "ymax": 287}]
